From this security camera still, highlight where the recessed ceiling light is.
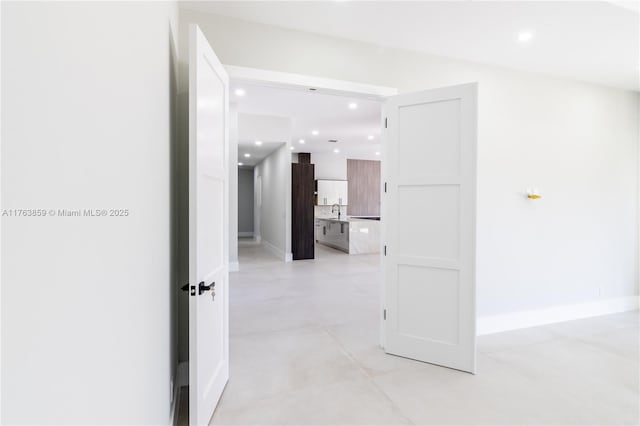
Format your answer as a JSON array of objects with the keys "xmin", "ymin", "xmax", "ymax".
[
  {"xmin": 367, "ymin": 135, "xmax": 374, "ymax": 140},
  {"xmin": 299, "ymin": 139, "xmax": 305, "ymax": 144},
  {"xmin": 238, "ymin": 162, "xmax": 243, "ymax": 166},
  {"xmin": 348, "ymin": 102, "xmax": 358, "ymax": 110},
  {"xmin": 517, "ymin": 31, "xmax": 533, "ymax": 42},
  {"xmin": 255, "ymin": 140, "xmax": 262, "ymax": 146},
  {"xmin": 290, "ymin": 146, "xmax": 295, "ymax": 150},
  {"xmin": 375, "ymin": 152, "xmax": 380, "ymax": 156},
  {"xmin": 244, "ymin": 153, "xmax": 251, "ymax": 158},
  {"xmin": 311, "ymin": 130, "xmax": 319, "ymax": 136},
  {"xmin": 333, "ymin": 148, "xmax": 340, "ymax": 153},
  {"xmin": 235, "ymin": 89, "xmax": 246, "ymax": 96}
]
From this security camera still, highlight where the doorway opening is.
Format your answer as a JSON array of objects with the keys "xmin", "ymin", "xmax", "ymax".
[
  {"xmin": 232, "ymin": 81, "xmax": 386, "ymax": 266},
  {"xmin": 179, "ymin": 30, "xmax": 478, "ymax": 424},
  {"xmin": 227, "ymin": 67, "xmax": 479, "ymax": 373}
]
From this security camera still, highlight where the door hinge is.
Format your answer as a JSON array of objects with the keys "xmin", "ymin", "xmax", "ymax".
[
  {"xmin": 383, "ymin": 309, "xmax": 387, "ymax": 320},
  {"xmin": 384, "ymin": 182, "xmax": 387, "ymax": 193},
  {"xmin": 385, "ymin": 118, "xmax": 388, "ymax": 128},
  {"xmin": 384, "ymin": 245, "xmax": 387, "ymax": 256}
]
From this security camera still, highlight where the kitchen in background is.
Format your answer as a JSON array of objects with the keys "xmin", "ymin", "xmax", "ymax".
[{"xmin": 314, "ymin": 158, "xmax": 381, "ymax": 255}]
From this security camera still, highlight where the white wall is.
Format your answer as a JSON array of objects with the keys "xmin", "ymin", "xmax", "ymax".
[
  {"xmin": 254, "ymin": 144, "xmax": 292, "ymax": 260},
  {"xmin": 2, "ymin": 2, "xmax": 179, "ymax": 424},
  {"xmin": 295, "ymin": 150, "xmax": 379, "ymax": 181},
  {"xmin": 238, "ymin": 168, "xmax": 255, "ymax": 234},
  {"xmin": 313, "ymin": 152, "xmax": 348, "ymax": 180},
  {"xmin": 180, "ymin": 9, "xmax": 639, "ymax": 319}
]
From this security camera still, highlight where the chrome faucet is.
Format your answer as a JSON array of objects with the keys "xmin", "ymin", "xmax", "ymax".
[{"xmin": 331, "ymin": 203, "xmax": 341, "ymax": 219}]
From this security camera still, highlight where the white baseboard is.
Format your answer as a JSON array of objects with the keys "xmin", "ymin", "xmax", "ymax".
[
  {"xmin": 285, "ymin": 252, "xmax": 293, "ymax": 262},
  {"xmin": 229, "ymin": 261, "xmax": 239, "ymax": 272},
  {"xmin": 238, "ymin": 231, "xmax": 254, "ymax": 238},
  {"xmin": 254, "ymin": 235, "xmax": 261, "ymax": 243},
  {"xmin": 262, "ymin": 239, "xmax": 289, "ymax": 261},
  {"xmin": 477, "ymin": 296, "xmax": 639, "ymax": 335}
]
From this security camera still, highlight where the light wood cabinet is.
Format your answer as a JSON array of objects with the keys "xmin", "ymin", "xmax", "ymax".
[{"xmin": 346, "ymin": 159, "xmax": 380, "ymax": 216}]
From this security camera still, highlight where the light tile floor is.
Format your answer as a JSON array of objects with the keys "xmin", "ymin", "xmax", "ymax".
[{"xmin": 211, "ymin": 241, "xmax": 639, "ymax": 425}]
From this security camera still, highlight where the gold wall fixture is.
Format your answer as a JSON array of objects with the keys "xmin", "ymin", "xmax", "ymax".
[{"xmin": 526, "ymin": 188, "xmax": 542, "ymax": 200}]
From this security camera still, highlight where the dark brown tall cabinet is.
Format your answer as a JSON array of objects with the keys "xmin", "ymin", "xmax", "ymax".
[{"xmin": 292, "ymin": 153, "xmax": 315, "ymax": 260}]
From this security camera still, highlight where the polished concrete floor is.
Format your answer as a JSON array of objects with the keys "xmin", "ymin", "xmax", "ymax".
[{"xmin": 211, "ymin": 240, "xmax": 639, "ymax": 425}]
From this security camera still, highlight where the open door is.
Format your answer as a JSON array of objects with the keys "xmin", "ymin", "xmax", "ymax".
[
  {"xmin": 188, "ymin": 24, "xmax": 229, "ymax": 424},
  {"xmin": 383, "ymin": 83, "xmax": 477, "ymax": 373}
]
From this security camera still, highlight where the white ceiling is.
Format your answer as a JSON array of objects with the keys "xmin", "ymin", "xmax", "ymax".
[
  {"xmin": 236, "ymin": 139, "xmax": 285, "ymax": 167},
  {"xmin": 234, "ymin": 84, "xmax": 382, "ymax": 166},
  {"xmin": 237, "ymin": 113, "xmax": 290, "ymax": 166},
  {"xmin": 182, "ymin": 1, "xmax": 639, "ymax": 91}
]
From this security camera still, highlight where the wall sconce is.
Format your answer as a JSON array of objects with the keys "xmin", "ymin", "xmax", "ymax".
[{"xmin": 526, "ymin": 188, "xmax": 542, "ymax": 200}]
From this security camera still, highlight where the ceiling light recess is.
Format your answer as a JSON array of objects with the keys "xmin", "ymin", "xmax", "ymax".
[
  {"xmin": 238, "ymin": 162, "xmax": 243, "ymax": 166},
  {"xmin": 311, "ymin": 130, "xmax": 319, "ymax": 136},
  {"xmin": 235, "ymin": 88, "xmax": 246, "ymax": 96},
  {"xmin": 255, "ymin": 140, "xmax": 263, "ymax": 146},
  {"xmin": 517, "ymin": 31, "xmax": 533, "ymax": 42},
  {"xmin": 244, "ymin": 153, "xmax": 251, "ymax": 158},
  {"xmin": 299, "ymin": 139, "xmax": 305, "ymax": 144},
  {"xmin": 348, "ymin": 102, "xmax": 358, "ymax": 110},
  {"xmin": 333, "ymin": 148, "xmax": 340, "ymax": 153}
]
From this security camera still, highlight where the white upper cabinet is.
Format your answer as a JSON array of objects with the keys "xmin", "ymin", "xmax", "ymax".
[
  {"xmin": 335, "ymin": 180, "xmax": 348, "ymax": 205},
  {"xmin": 317, "ymin": 180, "xmax": 332, "ymax": 205},
  {"xmin": 317, "ymin": 180, "xmax": 348, "ymax": 205}
]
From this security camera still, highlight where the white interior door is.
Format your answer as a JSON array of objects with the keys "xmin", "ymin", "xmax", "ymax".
[
  {"xmin": 188, "ymin": 24, "xmax": 229, "ymax": 424},
  {"xmin": 383, "ymin": 83, "xmax": 477, "ymax": 373}
]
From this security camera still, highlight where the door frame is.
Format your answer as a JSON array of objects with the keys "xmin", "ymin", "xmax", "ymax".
[
  {"xmin": 225, "ymin": 65, "xmax": 397, "ymax": 346},
  {"xmin": 225, "ymin": 65, "xmax": 398, "ymax": 100}
]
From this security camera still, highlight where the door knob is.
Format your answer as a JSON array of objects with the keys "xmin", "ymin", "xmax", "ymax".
[{"xmin": 198, "ymin": 281, "xmax": 215, "ymax": 295}]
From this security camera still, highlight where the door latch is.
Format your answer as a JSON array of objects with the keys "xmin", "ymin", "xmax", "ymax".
[{"xmin": 198, "ymin": 281, "xmax": 215, "ymax": 295}]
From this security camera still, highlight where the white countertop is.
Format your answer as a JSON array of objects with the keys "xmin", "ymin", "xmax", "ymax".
[{"xmin": 316, "ymin": 216, "xmax": 380, "ymax": 223}]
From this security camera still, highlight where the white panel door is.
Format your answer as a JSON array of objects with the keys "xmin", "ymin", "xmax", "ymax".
[
  {"xmin": 383, "ymin": 83, "xmax": 477, "ymax": 373},
  {"xmin": 188, "ymin": 24, "xmax": 229, "ymax": 424}
]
